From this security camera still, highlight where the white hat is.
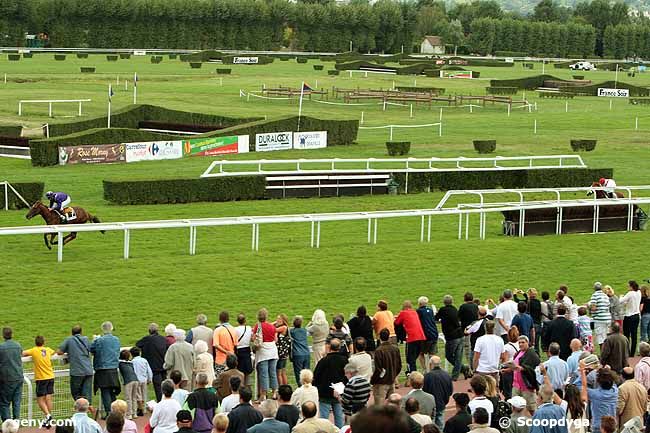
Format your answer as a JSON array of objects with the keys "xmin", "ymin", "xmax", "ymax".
[{"xmin": 507, "ymin": 396, "xmax": 527, "ymax": 409}]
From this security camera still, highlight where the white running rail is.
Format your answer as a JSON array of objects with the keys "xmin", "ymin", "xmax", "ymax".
[
  {"xmin": 18, "ymin": 99, "xmax": 91, "ymax": 117},
  {"xmin": 2, "ymin": 181, "xmax": 31, "ymax": 209}
]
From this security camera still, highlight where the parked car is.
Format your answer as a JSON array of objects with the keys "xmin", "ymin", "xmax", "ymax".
[{"xmin": 569, "ymin": 61, "xmax": 596, "ymax": 71}]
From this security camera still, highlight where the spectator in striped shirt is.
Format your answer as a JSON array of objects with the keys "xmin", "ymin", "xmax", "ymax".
[
  {"xmin": 588, "ymin": 282, "xmax": 612, "ymax": 348},
  {"xmin": 338, "ymin": 363, "xmax": 371, "ymax": 420}
]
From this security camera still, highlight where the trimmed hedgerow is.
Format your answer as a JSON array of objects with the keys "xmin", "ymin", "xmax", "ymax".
[
  {"xmin": 103, "ymin": 177, "xmax": 266, "ymax": 205},
  {"xmin": 297, "ymin": 58, "xmax": 308, "ymax": 64},
  {"xmin": 328, "ymin": 70, "xmax": 340, "ymax": 75},
  {"xmin": 216, "ymin": 68, "xmax": 231, "ymax": 74},
  {"xmin": 106, "ymin": 55, "xmax": 118, "ymax": 61},
  {"xmin": 391, "ymin": 168, "xmax": 614, "ymax": 194},
  {"xmin": 119, "ymin": 53, "xmax": 131, "ymax": 59},
  {"xmin": 22, "ymin": 53, "xmax": 33, "ymax": 58},
  {"xmin": 467, "ymin": 59, "xmax": 514, "ymax": 67},
  {"xmin": 486, "ymin": 87, "xmax": 518, "ymax": 95},
  {"xmin": 570, "ymin": 139, "xmax": 597, "ymax": 152},
  {"xmin": 473, "ymin": 140, "xmax": 496, "ymax": 154},
  {"xmin": 490, "ymin": 74, "xmax": 567, "ymax": 89},
  {"xmin": 386, "ymin": 141, "xmax": 410, "ymax": 156},
  {"xmin": 77, "ymin": 53, "xmax": 88, "ymax": 59},
  {"xmin": 190, "ymin": 62, "xmax": 202, "ymax": 69},
  {"xmin": 0, "ymin": 125, "xmax": 22, "ymax": 137},
  {"xmin": 0, "ymin": 136, "xmax": 29, "ymax": 147},
  {"xmin": 313, "ymin": 65, "xmax": 324, "ymax": 71},
  {"xmin": 560, "ymin": 81, "xmax": 650, "ymax": 97},
  {"xmin": 151, "ymin": 56, "xmax": 163, "ymax": 64},
  {"xmin": 80, "ymin": 66, "xmax": 96, "ymax": 73},
  {"xmin": 8, "ymin": 54, "xmax": 20, "ymax": 61},
  {"xmin": 495, "ymin": 51, "xmax": 526, "ymax": 57},
  {"xmin": 0, "ymin": 182, "xmax": 44, "ymax": 209},
  {"xmin": 54, "ymin": 54, "xmax": 66, "ymax": 61}
]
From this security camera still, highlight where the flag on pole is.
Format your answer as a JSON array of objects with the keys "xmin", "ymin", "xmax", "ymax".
[
  {"xmin": 302, "ymin": 82, "xmax": 313, "ymax": 92},
  {"xmin": 109, "ymin": 84, "xmax": 115, "ymax": 102},
  {"xmin": 297, "ymin": 81, "xmax": 306, "ymax": 132}
]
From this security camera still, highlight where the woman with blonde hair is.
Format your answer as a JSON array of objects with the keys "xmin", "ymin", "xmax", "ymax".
[
  {"xmin": 110, "ymin": 400, "xmax": 137, "ymax": 433},
  {"xmin": 274, "ymin": 314, "xmax": 291, "ymax": 386},
  {"xmin": 604, "ymin": 285, "xmax": 622, "ymax": 330},
  {"xmin": 212, "ymin": 413, "xmax": 229, "ymax": 433},
  {"xmin": 194, "ymin": 340, "xmax": 215, "ymax": 387},
  {"xmin": 306, "ymin": 309, "xmax": 328, "ymax": 364}
]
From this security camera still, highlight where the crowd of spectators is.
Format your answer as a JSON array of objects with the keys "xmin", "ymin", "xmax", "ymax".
[{"xmin": 1, "ymin": 281, "xmax": 650, "ymax": 433}]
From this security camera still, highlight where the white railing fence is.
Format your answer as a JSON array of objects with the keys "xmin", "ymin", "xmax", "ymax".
[{"xmin": 2, "ymin": 181, "xmax": 32, "ymax": 210}]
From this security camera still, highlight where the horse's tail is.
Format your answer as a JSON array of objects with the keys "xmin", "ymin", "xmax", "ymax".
[{"xmin": 90, "ymin": 215, "xmax": 105, "ymax": 234}]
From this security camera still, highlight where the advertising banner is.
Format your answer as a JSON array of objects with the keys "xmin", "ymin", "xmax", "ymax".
[
  {"xmin": 233, "ymin": 57, "xmax": 259, "ymax": 64},
  {"xmin": 293, "ymin": 131, "xmax": 327, "ymax": 150},
  {"xmin": 59, "ymin": 144, "xmax": 125, "ymax": 165},
  {"xmin": 125, "ymin": 141, "xmax": 183, "ymax": 163},
  {"xmin": 183, "ymin": 135, "xmax": 250, "ymax": 156},
  {"xmin": 255, "ymin": 132, "xmax": 293, "ymax": 152},
  {"xmin": 597, "ymin": 88, "xmax": 630, "ymax": 98}
]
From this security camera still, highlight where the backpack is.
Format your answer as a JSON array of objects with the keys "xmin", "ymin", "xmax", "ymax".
[
  {"xmin": 277, "ymin": 329, "xmax": 292, "ymax": 360},
  {"xmin": 250, "ymin": 323, "xmax": 263, "ymax": 353},
  {"xmin": 491, "ymin": 398, "xmax": 512, "ymax": 430}
]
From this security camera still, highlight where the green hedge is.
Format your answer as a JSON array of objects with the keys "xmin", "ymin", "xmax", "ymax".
[
  {"xmin": 468, "ymin": 59, "xmax": 514, "ymax": 67},
  {"xmin": 486, "ymin": 87, "xmax": 518, "ymax": 95},
  {"xmin": 103, "ymin": 177, "xmax": 266, "ymax": 205},
  {"xmin": 0, "ymin": 125, "xmax": 22, "ymax": 137},
  {"xmin": 386, "ymin": 141, "xmax": 410, "ymax": 156},
  {"xmin": 190, "ymin": 62, "xmax": 202, "ymax": 69},
  {"xmin": 8, "ymin": 54, "xmax": 20, "ymax": 61},
  {"xmin": 80, "ymin": 66, "xmax": 95, "ymax": 73},
  {"xmin": 106, "ymin": 55, "xmax": 118, "ymax": 61},
  {"xmin": 197, "ymin": 115, "xmax": 358, "ymax": 148},
  {"xmin": 391, "ymin": 168, "xmax": 614, "ymax": 193},
  {"xmin": 0, "ymin": 182, "xmax": 44, "ymax": 209},
  {"xmin": 47, "ymin": 104, "xmax": 262, "ymax": 138},
  {"xmin": 560, "ymin": 80, "xmax": 650, "ymax": 97},
  {"xmin": 183, "ymin": 50, "xmax": 224, "ymax": 62},
  {"xmin": 168, "ymin": 54, "xmax": 177, "ymax": 59},
  {"xmin": 490, "ymin": 74, "xmax": 567, "ymax": 89},
  {"xmin": 23, "ymin": 53, "xmax": 33, "ymax": 58},
  {"xmin": 54, "ymin": 54, "xmax": 66, "ymax": 61},
  {"xmin": 216, "ymin": 68, "xmax": 231, "ymax": 74},
  {"xmin": 570, "ymin": 139, "xmax": 597, "ymax": 152},
  {"xmin": 423, "ymin": 69, "xmax": 440, "ymax": 77},
  {"xmin": 297, "ymin": 58, "xmax": 308, "ymax": 64},
  {"xmin": 327, "ymin": 70, "xmax": 340, "ymax": 75},
  {"xmin": 313, "ymin": 65, "xmax": 324, "ymax": 71},
  {"xmin": 495, "ymin": 51, "xmax": 526, "ymax": 57},
  {"xmin": 151, "ymin": 56, "xmax": 163, "ymax": 64},
  {"xmin": 77, "ymin": 53, "xmax": 88, "ymax": 59},
  {"xmin": 396, "ymin": 86, "xmax": 445, "ymax": 94},
  {"xmin": 473, "ymin": 140, "xmax": 496, "ymax": 153},
  {"xmin": 119, "ymin": 53, "xmax": 131, "ymax": 59},
  {"xmin": 30, "ymin": 128, "xmax": 182, "ymax": 167}
]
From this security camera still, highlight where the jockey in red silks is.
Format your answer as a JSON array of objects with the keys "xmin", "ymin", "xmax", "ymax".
[{"xmin": 598, "ymin": 177, "xmax": 617, "ymax": 199}]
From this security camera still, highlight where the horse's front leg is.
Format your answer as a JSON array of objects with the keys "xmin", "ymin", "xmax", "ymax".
[
  {"xmin": 49, "ymin": 233, "xmax": 58, "ymax": 246},
  {"xmin": 63, "ymin": 232, "xmax": 77, "ymax": 245},
  {"xmin": 44, "ymin": 234, "xmax": 51, "ymax": 250}
]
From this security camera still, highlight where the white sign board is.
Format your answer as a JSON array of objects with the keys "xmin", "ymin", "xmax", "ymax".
[
  {"xmin": 133, "ymin": 50, "xmax": 147, "ymax": 56},
  {"xmin": 255, "ymin": 132, "xmax": 293, "ymax": 152},
  {"xmin": 293, "ymin": 131, "xmax": 327, "ymax": 150},
  {"xmin": 598, "ymin": 88, "xmax": 630, "ymax": 98},
  {"xmin": 125, "ymin": 140, "xmax": 184, "ymax": 163},
  {"xmin": 233, "ymin": 57, "xmax": 259, "ymax": 64},
  {"xmin": 505, "ymin": 57, "xmax": 514, "ymax": 63}
]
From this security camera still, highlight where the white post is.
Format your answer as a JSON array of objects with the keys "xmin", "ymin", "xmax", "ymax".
[
  {"xmin": 349, "ymin": 40, "xmax": 352, "ymax": 52},
  {"xmin": 360, "ymin": 111, "xmax": 364, "ymax": 124},
  {"xmin": 409, "ymin": 104, "xmax": 413, "ymax": 118},
  {"xmin": 57, "ymin": 233, "xmax": 63, "ymax": 263},
  {"xmin": 18, "ymin": 101, "xmax": 21, "ymax": 116},
  {"xmin": 439, "ymin": 108, "xmax": 443, "ymax": 122},
  {"xmin": 392, "ymin": 80, "xmax": 395, "ymax": 90},
  {"xmin": 565, "ymin": 101, "xmax": 568, "ymax": 113},
  {"xmin": 78, "ymin": 101, "xmax": 82, "ymax": 116},
  {"xmin": 220, "ymin": 77, "xmax": 223, "ymax": 86},
  {"xmin": 48, "ymin": 102, "xmax": 52, "ymax": 118},
  {"xmin": 116, "ymin": 75, "xmax": 119, "ymax": 85},
  {"xmin": 349, "ymin": 70, "xmax": 352, "ymax": 79},
  {"xmin": 383, "ymin": 100, "xmax": 386, "ymax": 111},
  {"xmin": 469, "ymin": 104, "xmax": 473, "ymax": 114},
  {"xmin": 414, "ymin": 78, "xmax": 417, "ymax": 87},
  {"xmin": 108, "ymin": 100, "xmax": 111, "ymax": 128},
  {"xmin": 364, "ymin": 71, "xmax": 368, "ymax": 78},
  {"xmin": 438, "ymin": 122, "xmax": 442, "ymax": 137},
  {"xmin": 125, "ymin": 80, "xmax": 128, "ymax": 91},
  {"xmin": 534, "ymin": 119, "xmax": 537, "ymax": 134},
  {"xmin": 297, "ymin": 81, "xmax": 305, "ymax": 132},
  {"xmin": 615, "ymin": 64, "xmax": 619, "ymax": 89},
  {"xmin": 534, "ymin": 102, "xmax": 537, "ymax": 111},
  {"xmin": 542, "ymin": 60, "xmax": 545, "ymax": 74},
  {"xmin": 3, "ymin": 183, "xmax": 7, "ymax": 211},
  {"xmin": 507, "ymin": 104, "xmax": 511, "ymax": 117},
  {"xmin": 315, "ymin": 79, "xmax": 318, "ymax": 89},
  {"xmin": 4, "ymin": 73, "xmax": 6, "ymax": 84},
  {"xmin": 45, "ymin": 124, "xmax": 49, "ymax": 138},
  {"xmin": 389, "ymin": 126, "xmax": 393, "ymax": 141},
  {"xmin": 609, "ymin": 99, "xmax": 613, "ymax": 111},
  {"xmin": 635, "ymin": 117, "xmax": 639, "ymax": 130}
]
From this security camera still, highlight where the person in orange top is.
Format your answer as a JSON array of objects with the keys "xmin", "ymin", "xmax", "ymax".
[
  {"xmin": 23, "ymin": 336, "xmax": 56, "ymax": 426},
  {"xmin": 212, "ymin": 311, "xmax": 238, "ymax": 377},
  {"xmin": 372, "ymin": 300, "xmax": 396, "ymax": 344}
]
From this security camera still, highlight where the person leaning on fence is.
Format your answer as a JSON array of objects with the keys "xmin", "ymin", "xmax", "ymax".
[
  {"xmin": 23, "ymin": 335, "xmax": 56, "ymax": 426},
  {"xmin": 90, "ymin": 321, "xmax": 121, "ymax": 420},
  {"xmin": 0, "ymin": 327, "xmax": 23, "ymax": 422},
  {"xmin": 58, "ymin": 325, "xmax": 94, "ymax": 405}
]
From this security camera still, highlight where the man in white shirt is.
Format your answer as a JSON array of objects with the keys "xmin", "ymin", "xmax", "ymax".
[
  {"xmin": 220, "ymin": 376, "xmax": 241, "ymax": 414},
  {"xmin": 468, "ymin": 375, "xmax": 495, "ymax": 425},
  {"xmin": 620, "ymin": 281, "xmax": 642, "ymax": 357},
  {"xmin": 496, "ymin": 290, "xmax": 518, "ymax": 342},
  {"xmin": 473, "ymin": 321, "xmax": 506, "ymax": 381}
]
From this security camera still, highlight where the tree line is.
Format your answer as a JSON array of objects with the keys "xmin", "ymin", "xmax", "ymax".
[{"xmin": 0, "ymin": 0, "xmax": 648, "ymax": 58}]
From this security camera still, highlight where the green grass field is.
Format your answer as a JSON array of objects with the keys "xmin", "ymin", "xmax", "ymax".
[{"xmin": 1, "ymin": 54, "xmax": 649, "ymax": 348}]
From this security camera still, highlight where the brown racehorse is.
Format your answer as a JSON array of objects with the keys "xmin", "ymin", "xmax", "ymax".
[
  {"xmin": 588, "ymin": 181, "xmax": 624, "ymax": 199},
  {"xmin": 25, "ymin": 201, "xmax": 105, "ymax": 249}
]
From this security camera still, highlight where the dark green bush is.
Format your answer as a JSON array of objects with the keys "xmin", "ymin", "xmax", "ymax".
[
  {"xmin": 0, "ymin": 125, "xmax": 22, "ymax": 137},
  {"xmin": 106, "ymin": 55, "xmax": 118, "ymax": 61},
  {"xmin": 442, "ymin": 65, "xmax": 466, "ymax": 71},
  {"xmin": 168, "ymin": 54, "xmax": 177, "ymax": 59},
  {"xmin": 7, "ymin": 54, "xmax": 20, "ymax": 61},
  {"xmin": 490, "ymin": 74, "xmax": 566, "ymax": 90},
  {"xmin": 560, "ymin": 81, "xmax": 650, "ymax": 97},
  {"xmin": 54, "ymin": 54, "xmax": 66, "ymax": 61},
  {"xmin": 391, "ymin": 168, "xmax": 614, "ymax": 194},
  {"xmin": 0, "ymin": 182, "xmax": 44, "ymax": 209},
  {"xmin": 297, "ymin": 58, "xmax": 308, "ymax": 64},
  {"xmin": 76, "ymin": 53, "xmax": 88, "ymax": 59},
  {"xmin": 396, "ymin": 86, "xmax": 445, "ymax": 94},
  {"xmin": 396, "ymin": 63, "xmax": 431, "ymax": 75},
  {"xmin": 216, "ymin": 68, "xmax": 231, "ymax": 74},
  {"xmin": 467, "ymin": 59, "xmax": 514, "ymax": 67},
  {"xmin": 190, "ymin": 62, "xmax": 202, "ymax": 69},
  {"xmin": 280, "ymin": 57, "xmax": 291, "ymax": 61},
  {"xmin": 523, "ymin": 63, "xmax": 534, "ymax": 69},
  {"xmin": 22, "ymin": 53, "xmax": 33, "ymax": 59},
  {"xmin": 327, "ymin": 70, "xmax": 340, "ymax": 75},
  {"xmin": 423, "ymin": 69, "xmax": 440, "ymax": 77},
  {"xmin": 473, "ymin": 140, "xmax": 496, "ymax": 154},
  {"xmin": 570, "ymin": 139, "xmax": 597, "ymax": 152},
  {"xmin": 313, "ymin": 65, "xmax": 324, "ymax": 71},
  {"xmin": 179, "ymin": 54, "xmax": 190, "ymax": 62},
  {"xmin": 103, "ymin": 177, "xmax": 266, "ymax": 205},
  {"xmin": 486, "ymin": 87, "xmax": 518, "ymax": 95},
  {"xmin": 386, "ymin": 141, "xmax": 410, "ymax": 156},
  {"xmin": 151, "ymin": 56, "xmax": 163, "ymax": 64},
  {"xmin": 80, "ymin": 66, "xmax": 96, "ymax": 73},
  {"xmin": 119, "ymin": 53, "xmax": 131, "ymax": 59},
  {"xmin": 184, "ymin": 50, "xmax": 224, "ymax": 62},
  {"xmin": 573, "ymin": 75, "xmax": 584, "ymax": 80},
  {"xmin": 0, "ymin": 136, "xmax": 29, "ymax": 147},
  {"xmin": 319, "ymin": 56, "xmax": 335, "ymax": 62}
]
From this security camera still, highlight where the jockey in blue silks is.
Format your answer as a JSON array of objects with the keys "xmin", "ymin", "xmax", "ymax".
[{"xmin": 45, "ymin": 191, "xmax": 71, "ymax": 222}]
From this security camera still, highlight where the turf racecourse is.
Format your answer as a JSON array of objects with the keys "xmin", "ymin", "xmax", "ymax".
[{"xmin": 1, "ymin": 54, "xmax": 649, "ymax": 347}]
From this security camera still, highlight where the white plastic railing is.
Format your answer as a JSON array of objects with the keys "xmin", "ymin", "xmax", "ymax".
[
  {"xmin": 2, "ymin": 193, "xmax": 648, "ymax": 263},
  {"xmin": 18, "ymin": 99, "xmax": 91, "ymax": 117},
  {"xmin": 2, "ymin": 181, "xmax": 31, "ymax": 209}
]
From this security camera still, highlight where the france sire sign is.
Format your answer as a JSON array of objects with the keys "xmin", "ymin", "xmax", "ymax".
[
  {"xmin": 598, "ymin": 88, "xmax": 630, "ymax": 97},
  {"xmin": 125, "ymin": 141, "xmax": 183, "ymax": 163},
  {"xmin": 233, "ymin": 57, "xmax": 259, "ymax": 64},
  {"xmin": 255, "ymin": 132, "xmax": 293, "ymax": 152},
  {"xmin": 183, "ymin": 136, "xmax": 249, "ymax": 156},
  {"xmin": 293, "ymin": 131, "xmax": 327, "ymax": 150},
  {"xmin": 59, "ymin": 144, "xmax": 125, "ymax": 165}
]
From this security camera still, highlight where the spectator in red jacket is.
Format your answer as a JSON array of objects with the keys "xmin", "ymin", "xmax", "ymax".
[{"xmin": 395, "ymin": 301, "xmax": 426, "ymax": 380}]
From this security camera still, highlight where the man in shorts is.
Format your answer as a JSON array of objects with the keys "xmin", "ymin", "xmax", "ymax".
[
  {"xmin": 23, "ymin": 336, "xmax": 56, "ymax": 427},
  {"xmin": 588, "ymin": 282, "xmax": 612, "ymax": 349}
]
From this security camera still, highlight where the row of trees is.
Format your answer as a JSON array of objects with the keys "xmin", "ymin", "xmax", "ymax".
[{"xmin": 0, "ymin": 0, "xmax": 648, "ymax": 57}]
